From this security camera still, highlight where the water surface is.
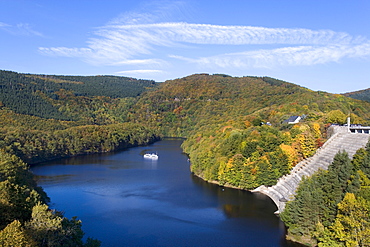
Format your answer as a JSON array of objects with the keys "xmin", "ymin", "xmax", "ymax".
[{"xmin": 32, "ymin": 138, "xmax": 291, "ymax": 247}]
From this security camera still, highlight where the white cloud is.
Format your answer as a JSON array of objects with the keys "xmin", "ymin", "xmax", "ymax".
[
  {"xmin": 103, "ymin": 22, "xmax": 354, "ymax": 45},
  {"xmin": 38, "ymin": 6, "xmax": 370, "ymax": 71}
]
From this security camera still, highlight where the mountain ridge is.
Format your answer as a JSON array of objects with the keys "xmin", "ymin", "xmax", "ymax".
[{"xmin": 343, "ymin": 87, "xmax": 370, "ymax": 102}]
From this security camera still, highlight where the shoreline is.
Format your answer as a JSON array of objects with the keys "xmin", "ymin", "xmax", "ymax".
[
  {"xmin": 28, "ymin": 136, "xmax": 161, "ymax": 166},
  {"xmin": 190, "ymin": 168, "xmax": 309, "ymax": 247}
]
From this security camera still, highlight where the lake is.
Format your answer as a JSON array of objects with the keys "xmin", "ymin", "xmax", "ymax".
[{"xmin": 31, "ymin": 138, "xmax": 295, "ymax": 247}]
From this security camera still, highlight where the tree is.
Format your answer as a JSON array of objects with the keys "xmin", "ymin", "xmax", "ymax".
[
  {"xmin": 314, "ymin": 221, "xmax": 341, "ymax": 247},
  {"xmin": 281, "ymin": 150, "xmax": 363, "ymax": 244},
  {"xmin": 319, "ymin": 151, "xmax": 353, "ymax": 225},
  {"xmin": 0, "ymin": 220, "xmax": 36, "ymax": 247},
  {"xmin": 326, "ymin": 110, "xmax": 347, "ymax": 124},
  {"xmin": 331, "ymin": 193, "xmax": 370, "ymax": 247},
  {"xmin": 281, "ymin": 174, "xmax": 326, "ymax": 237},
  {"xmin": 352, "ymin": 148, "xmax": 368, "ymax": 172},
  {"xmin": 25, "ymin": 203, "xmax": 85, "ymax": 247},
  {"xmin": 280, "ymin": 143, "xmax": 298, "ymax": 169}
]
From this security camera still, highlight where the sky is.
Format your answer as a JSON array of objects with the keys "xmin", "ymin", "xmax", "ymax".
[{"xmin": 1, "ymin": 0, "xmax": 370, "ymax": 93}]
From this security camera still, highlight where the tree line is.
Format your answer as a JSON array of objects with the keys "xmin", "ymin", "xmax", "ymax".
[
  {"xmin": 344, "ymin": 88, "xmax": 370, "ymax": 103},
  {"xmin": 0, "ymin": 123, "xmax": 159, "ymax": 164}
]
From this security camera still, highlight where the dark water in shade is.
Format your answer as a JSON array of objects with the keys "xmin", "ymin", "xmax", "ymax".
[{"xmin": 31, "ymin": 138, "xmax": 295, "ymax": 247}]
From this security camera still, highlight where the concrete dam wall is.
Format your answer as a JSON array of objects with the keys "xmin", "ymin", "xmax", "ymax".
[{"xmin": 253, "ymin": 126, "xmax": 370, "ymax": 214}]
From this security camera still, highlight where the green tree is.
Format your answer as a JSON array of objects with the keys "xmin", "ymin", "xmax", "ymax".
[
  {"xmin": 281, "ymin": 150, "xmax": 360, "ymax": 244},
  {"xmin": 322, "ymin": 151, "xmax": 353, "ymax": 225}
]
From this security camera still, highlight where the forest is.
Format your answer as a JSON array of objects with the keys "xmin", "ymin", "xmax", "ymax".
[
  {"xmin": 1, "ymin": 70, "xmax": 370, "ymax": 246},
  {"xmin": 0, "ymin": 70, "xmax": 157, "ymax": 120},
  {"xmin": 280, "ymin": 146, "xmax": 370, "ymax": 246},
  {"xmin": 344, "ymin": 87, "xmax": 370, "ymax": 103}
]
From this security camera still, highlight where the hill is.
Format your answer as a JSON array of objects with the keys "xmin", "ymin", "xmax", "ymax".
[
  {"xmin": 2, "ymin": 71, "xmax": 370, "ymax": 182},
  {"xmin": 131, "ymin": 73, "xmax": 370, "ymax": 135},
  {"xmin": 343, "ymin": 87, "xmax": 370, "ymax": 102},
  {"xmin": 0, "ymin": 70, "xmax": 157, "ymax": 120},
  {"xmin": 130, "ymin": 74, "xmax": 309, "ymax": 136},
  {"xmin": 126, "ymin": 74, "xmax": 370, "ymax": 189},
  {"xmin": 0, "ymin": 70, "xmax": 160, "ymax": 246},
  {"xmin": 1, "ymin": 71, "xmax": 370, "ymax": 246}
]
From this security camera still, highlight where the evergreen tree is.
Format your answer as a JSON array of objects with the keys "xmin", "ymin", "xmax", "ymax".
[{"xmin": 322, "ymin": 151, "xmax": 352, "ymax": 224}]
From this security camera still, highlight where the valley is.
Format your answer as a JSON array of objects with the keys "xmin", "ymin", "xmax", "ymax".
[{"xmin": 1, "ymin": 70, "xmax": 370, "ymax": 246}]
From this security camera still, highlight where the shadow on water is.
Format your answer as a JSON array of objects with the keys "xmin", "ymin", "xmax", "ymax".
[
  {"xmin": 32, "ymin": 152, "xmax": 117, "ymax": 167},
  {"xmin": 190, "ymin": 174, "xmax": 306, "ymax": 247},
  {"xmin": 191, "ymin": 175, "xmax": 278, "ymax": 215}
]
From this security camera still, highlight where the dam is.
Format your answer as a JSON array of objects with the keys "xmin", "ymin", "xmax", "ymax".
[{"xmin": 253, "ymin": 125, "xmax": 370, "ymax": 213}]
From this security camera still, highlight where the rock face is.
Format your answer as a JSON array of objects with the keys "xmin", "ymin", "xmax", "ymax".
[{"xmin": 253, "ymin": 127, "xmax": 369, "ymax": 214}]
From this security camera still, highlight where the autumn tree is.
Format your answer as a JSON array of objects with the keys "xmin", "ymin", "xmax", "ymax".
[
  {"xmin": 326, "ymin": 110, "xmax": 347, "ymax": 124},
  {"xmin": 331, "ymin": 193, "xmax": 370, "ymax": 246},
  {"xmin": 0, "ymin": 220, "xmax": 36, "ymax": 247}
]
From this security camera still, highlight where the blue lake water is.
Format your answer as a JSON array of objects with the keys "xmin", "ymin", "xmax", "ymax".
[{"xmin": 31, "ymin": 138, "xmax": 294, "ymax": 247}]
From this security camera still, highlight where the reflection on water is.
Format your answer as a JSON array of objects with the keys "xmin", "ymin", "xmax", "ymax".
[{"xmin": 31, "ymin": 139, "xmax": 297, "ymax": 247}]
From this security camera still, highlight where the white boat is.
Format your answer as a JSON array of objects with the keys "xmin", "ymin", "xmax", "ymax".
[{"xmin": 143, "ymin": 153, "xmax": 158, "ymax": 159}]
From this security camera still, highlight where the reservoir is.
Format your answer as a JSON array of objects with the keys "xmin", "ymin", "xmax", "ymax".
[{"xmin": 31, "ymin": 138, "xmax": 292, "ymax": 247}]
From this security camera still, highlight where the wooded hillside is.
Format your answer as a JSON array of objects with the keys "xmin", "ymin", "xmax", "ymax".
[
  {"xmin": 0, "ymin": 70, "xmax": 157, "ymax": 120},
  {"xmin": 0, "ymin": 70, "xmax": 159, "ymax": 246},
  {"xmin": 1, "ymin": 71, "xmax": 370, "ymax": 246},
  {"xmin": 128, "ymin": 74, "xmax": 370, "ymax": 190},
  {"xmin": 344, "ymin": 87, "xmax": 370, "ymax": 102}
]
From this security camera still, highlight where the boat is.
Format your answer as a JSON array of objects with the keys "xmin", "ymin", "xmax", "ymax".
[{"xmin": 143, "ymin": 153, "xmax": 158, "ymax": 160}]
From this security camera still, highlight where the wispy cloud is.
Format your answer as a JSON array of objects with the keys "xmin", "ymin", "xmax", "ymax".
[
  {"xmin": 0, "ymin": 21, "xmax": 43, "ymax": 36},
  {"xmin": 100, "ymin": 22, "xmax": 356, "ymax": 45},
  {"xmin": 38, "ymin": 47, "xmax": 92, "ymax": 57},
  {"xmin": 115, "ymin": 69, "xmax": 164, "ymax": 79},
  {"xmin": 175, "ymin": 43, "xmax": 370, "ymax": 69},
  {"xmin": 38, "ymin": 3, "xmax": 370, "ymax": 71},
  {"xmin": 116, "ymin": 69, "xmax": 163, "ymax": 74},
  {"xmin": 108, "ymin": 0, "xmax": 189, "ymax": 25},
  {"xmin": 0, "ymin": 22, "xmax": 10, "ymax": 28}
]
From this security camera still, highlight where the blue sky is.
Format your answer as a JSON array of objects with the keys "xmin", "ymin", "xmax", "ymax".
[{"xmin": 1, "ymin": 0, "xmax": 369, "ymax": 93}]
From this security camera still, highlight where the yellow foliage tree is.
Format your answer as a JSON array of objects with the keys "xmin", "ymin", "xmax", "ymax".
[
  {"xmin": 349, "ymin": 113, "xmax": 365, "ymax": 125},
  {"xmin": 280, "ymin": 143, "xmax": 298, "ymax": 169},
  {"xmin": 331, "ymin": 193, "xmax": 370, "ymax": 247},
  {"xmin": 311, "ymin": 122, "xmax": 322, "ymax": 139},
  {"xmin": 298, "ymin": 133, "xmax": 316, "ymax": 159},
  {"xmin": 0, "ymin": 220, "xmax": 36, "ymax": 247},
  {"xmin": 327, "ymin": 110, "xmax": 347, "ymax": 124}
]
